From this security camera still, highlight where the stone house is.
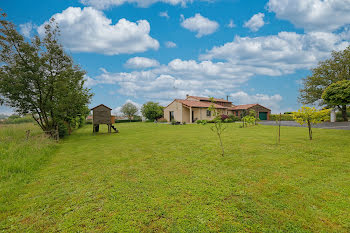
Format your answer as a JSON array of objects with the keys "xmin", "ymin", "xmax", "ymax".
[{"xmin": 164, "ymin": 95, "xmax": 271, "ymax": 123}]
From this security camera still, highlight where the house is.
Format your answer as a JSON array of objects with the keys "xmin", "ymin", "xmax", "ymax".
[{"xmin": 164, "ymin": 95, "xmax": 271, "ymax": 123}]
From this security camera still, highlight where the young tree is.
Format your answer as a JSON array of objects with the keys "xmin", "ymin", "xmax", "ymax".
[
  {"xmin": 322, "ymin": 80, "xmax": 350, "ymax": 121},
  {"xmin": 299, "ymin": 46, "xmax": 350, "ymax": 121},
  {"xmin": 121, "ymin": 102, "xmax": 138, "ymax": 121},
  {"xmin": 208, "ymin": 98, "xmax": 227, "ymax": 156},
  {"xmin": 141, "ymin": 101, "xmax": 164, "ymax": 121},
  {"xmin": 293, "ymin": 107, "xmax": 330, "ymax": 140},
  {"xmin": 0, "ymin": 12, "xmax": 92, "ymax": 136}
]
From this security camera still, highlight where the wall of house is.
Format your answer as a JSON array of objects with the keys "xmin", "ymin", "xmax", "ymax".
[
  {"xmin": 182, "ymin": 106, "xmax": 190, "ymax": 123},
  {"xmin": 164, "ymin": 101, "xmax": 183, "ymax": 122},
  {"xmin": 93, "ymin": 106, "xmax": 111, "ymax": 124},
  {"xmin": 192, "ymin": 108, "xmax": 227, "ymax": 122},
  {"xmin": 232, "ymin": 106, "xmax": 271, "ymax": 120}
]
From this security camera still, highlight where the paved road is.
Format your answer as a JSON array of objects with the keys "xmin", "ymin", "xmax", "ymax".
[{"xmin": 259, "ymin": 121, "xmax": 350, "ymax": 130}]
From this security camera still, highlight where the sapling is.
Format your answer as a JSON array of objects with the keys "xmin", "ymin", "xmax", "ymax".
[{"xmin": 208, "ymin": 98, "xmax": 227, "ymax": 156}]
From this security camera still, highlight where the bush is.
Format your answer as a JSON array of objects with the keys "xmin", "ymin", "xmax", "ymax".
[
  {"xmin": 224, "ymin": 118, "xmax": 234, "ymax": 123},
  {"xmin": 171, "ymin": 120, "xmax": 180, "ymax": 125},
  {"xmin": 182, "ymin": 122, "xmax": 186, "ymax": 125},
  {"xmin": 57, "ymin": 121, "xmax": 68, "ymax": 138},
  {"xmin": 201, "ymin": 120, "xmax": 208, "ymax": 125},
  {"xmin": 157, "ymin": 118, "xmax": 167, "ymax": 123},
  {"xmin": 115, "ymin": 119, "xmax": 142, "ymax": 123},
  {"xmin": 196, "ymin": 120, "xmax": 202, "ymax": 124},
  {"xmin": 270, "ymin": 114, "xmax": 294, "ymax": 121},
  {"xmin": 1, "ymin": 115, "xmax": 34, "ymax": 124},
  {"xmin": 228, "ymin": 115, "xmax": 240, "ymax": 122},
  {"xmin": 221, "ymin": 115, "xmax": 229, "ymax": 121},
  {"xmin": 336, "ymin": 111, "xmax": 350, "ymax": 122}
]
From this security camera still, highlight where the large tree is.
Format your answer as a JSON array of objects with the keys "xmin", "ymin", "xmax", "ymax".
[
  {"xmin": 0, "ymin": 12, "xmax": 92, "ymax": 136},
  {"xmin": 322, "ymin": 80, "xmax": 350, "ymax": 121},
  {"xmin": 141, "ymin": 101, "xmax": 163, "ymax": 121},
  {"xmin": 121, "ymin": 102, "xmax": 138, "ymax": 120},
  {"xmin": 299, "ymin": 46, "xmax": 350, "ymax": 121}
]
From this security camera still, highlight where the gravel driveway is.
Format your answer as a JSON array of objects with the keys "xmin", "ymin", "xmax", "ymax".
[{"xmin": 259, "ymin": 121, "xmax": 350, "ymax": 130}]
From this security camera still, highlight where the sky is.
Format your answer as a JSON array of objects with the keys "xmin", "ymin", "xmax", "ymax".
[{"xmin": 1, "ymin": 0, "xmax": 350, "ymax": 115}]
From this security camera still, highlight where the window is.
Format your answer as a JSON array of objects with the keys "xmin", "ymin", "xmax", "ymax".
[
  {"xmin": 236, "ymin": 111, "xmax": 238, "ymax": 116},
  {"xmin": 206, "ymin": 110, "xmax": 211, "ymax": 117},
  {"xmin": 170, "ymin": 111, "xmax": 174, "ymax": 121}
]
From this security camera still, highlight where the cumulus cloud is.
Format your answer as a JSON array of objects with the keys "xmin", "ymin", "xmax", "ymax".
[
  {"xmin": 112, "ymin": 99, "xmax": 142, "ymax": 116},
  {"xmin": 201, "ymin": 31, "xmax": 349, "ymax": 75},
  {"xmin": 230, "ymin": 91, "xmax": 283, "ymax": 113},
  {"xmin": 80, "ymin": 0, "xmax": 203, "ymax": 9},
  {"xmin": 159, "ymin": 11, "xmax": 170, "ymax": 19},
  {"xmin": 165, "ymin": 41, "xmax": 177, "ymax": 48},
  {"xmin": 37, "ymin": 7, "xmax": 159, "ymax": 55},
  {"xmin": 125, "ymin": 57, "xmax": 160, "ymax": 69},
  {"xmin": 244, "ymin": 13, "xmax": 265, "ymax": 32},
  {"xmin": 181, "ymin": 13, "xmax": 219, "ymax": 38},
  {"xmin": 267, "ymin": 0, "xmax": 350, "ymax": 32},
  {"xmin": 227, "ymin": 19, "xmax": 236, "ymax": 28},
  {"xmin": 19, "ymin": 22, "xmax": 35, "ymax": 38}
]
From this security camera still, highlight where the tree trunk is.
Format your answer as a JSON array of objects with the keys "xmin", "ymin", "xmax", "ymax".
[
  {"xmin": 341, "ymin": 105, "xmax": 348, "ymax": 122},
  {"xmin": 218, "ymin": 133, "xmax": 225, "ymax": 157},
  {"xmin": 308, "ymin": 121, "xmax": 312, "ymax": 140}
]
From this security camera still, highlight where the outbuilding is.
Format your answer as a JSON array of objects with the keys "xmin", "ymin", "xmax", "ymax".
[{"xmin": 91, "ymin": 104, "xmax": 118, "ymax": 133}]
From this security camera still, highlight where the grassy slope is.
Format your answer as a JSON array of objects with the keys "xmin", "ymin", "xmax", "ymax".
[{"xmin": 1, "ymin": 123, "xmax": 350, "ymax": 232}]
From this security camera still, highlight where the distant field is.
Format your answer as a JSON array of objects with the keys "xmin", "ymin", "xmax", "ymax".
[{"xmin": 1, "ymin": 123, "xmax": 350, "ymax": 232}]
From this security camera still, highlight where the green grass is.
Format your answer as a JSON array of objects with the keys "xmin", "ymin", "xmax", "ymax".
[{"xmin": 1, "ymin": 122, "xmax": 350, "ymax": 232}]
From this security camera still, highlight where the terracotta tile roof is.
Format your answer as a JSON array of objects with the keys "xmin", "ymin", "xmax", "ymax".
[
  {"xmin": 177, "ymin": 100, "xmax": 227, "ymax": 109},
  {"xmin": 187, "ymin": 96, "xmax": 231, "ymax": 103},
  {"xmin": 229, "ymin": 104, "xmax": 271, "ymax": 111}
]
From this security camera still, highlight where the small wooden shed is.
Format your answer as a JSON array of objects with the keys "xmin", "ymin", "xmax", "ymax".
[{"xmin": 91, "ymin": 104, "xmax": 118, "ymax": 133}]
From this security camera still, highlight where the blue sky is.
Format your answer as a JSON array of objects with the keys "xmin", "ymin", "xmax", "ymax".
[{"xmin": 2, "ymin": 0, "xmax": 350, "ymax": 115}]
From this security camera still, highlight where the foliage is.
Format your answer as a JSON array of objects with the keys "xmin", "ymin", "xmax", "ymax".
[
  {"xmin": 336, "ymin": 111, "xmax": 350, "ymax": 122},
  {"xmin": 157, "ymin": 118, "xmax": 167, "ymax": 123},
  {"xmin": 293, "ymin": 106, "xmax": 330, "ymax": 140},
  {"xmin": 270, "ymin": 114, "xmax": 294, "ymax": 121},
  {"xmin": 299, "ymin": 46, "xmax": 350, "ymax": 121},
  {"xmin": 322, "ymin": 80, "xmax": 350, "ymax": 121},
  {"xmin": 141, "ymin": 101, "xmax": 164, "ymax": 121},
  {"xmin": 115, "ymin": 119, "xmax": 142, "ymax": 123},
  {"xmin": 208, "ymin": 97, "xmax": 227, "ymax": 156},
  {"xmin": 0, "ymin": 114, "xmax": 34, "ymax": 124},
  {"xmin": 0, "ymin": 13, "xmax": 92, "ymax": 138},
  {"xmin": 220, "ymin": 114, "xmax": 229, "ymax": 121},
  {"xmin": 196, "ymin": 120, "xmax": 202, "ymax": 124},
  {"xmin": 228, "ymin": 114, "xmax": 240, "ymax": 122},
  {"xmin": 242, "ymin": 115, "xmax": 257, "ymax": 127},
  {"xmin": 121, "ymin": 102, "xmax": 138, "ymax": 121}
]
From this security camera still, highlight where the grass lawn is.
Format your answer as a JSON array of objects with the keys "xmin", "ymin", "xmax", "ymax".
[{"xmin": 1, "ymin": 122, "xmax": 350, "ymax": 232}]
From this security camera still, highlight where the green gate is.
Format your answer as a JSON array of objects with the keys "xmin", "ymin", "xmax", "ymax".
[{"xmin": 259, "ymin": 112, "xmax": 268, "ymax": 120}]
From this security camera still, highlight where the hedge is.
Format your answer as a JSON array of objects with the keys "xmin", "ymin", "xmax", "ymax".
[{"xmin": 270, "ymin": 114, "xmax": 294, "ymax": 121}]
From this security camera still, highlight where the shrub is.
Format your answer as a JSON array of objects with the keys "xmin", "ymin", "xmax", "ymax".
[
  {"xmin": 171, "ymin": 119, "xmax": 177, "ymax": 125},
  {"xmin": 157, "ymin": 118, "xmax": 167, "ymax": 123},
  {"xmin": 336, "ymin": 111, "xmax": 350, "ymax": 122},
  {"xmin": 115, "ymin": 119, "xmax": 142, "ymax": 123},
  {"xmin": 196, "ymin": 120, "xmax": 202, "ymax": 124},
  {"xmin": 201, "ymin": 120, "xmax": 208, "ymax": 125},
  {"xmin": 221, "ymin": 114, "xmax": 229, "ymax": 121},
  {"xmin": 228, "ymin": 115, "xmax": 240, "ymax": 122},
  {"xmin": 182, "ymin": 122, "xmax": 186, "ymax": 125},
  {"xmin": 270, "ymin": 114, "xmax": 294, "ymax": 121},
  {"xmin": 224, "ymin": 118, "xmax": 234, "ymax": 123}
]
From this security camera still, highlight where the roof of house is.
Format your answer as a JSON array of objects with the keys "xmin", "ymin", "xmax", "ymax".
[
  {"xmin": 229, "ymin": 104, "xmax": 271, "ymax": 111},
  {"xmin": 91, "ymin": 104, "xmax": 112, "ymax": 110},
  {"xmin": 177, "ymin": 99, "xmax": 227, "ymax": 109},
  {"xmin": 187, "ymin": 96, "xmax": 231, "ymax": 103}
]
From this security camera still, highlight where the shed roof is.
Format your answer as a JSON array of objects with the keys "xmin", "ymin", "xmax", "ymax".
[{"xmin": 91, "ymin": 104, "xmax": 112, "ymax": 110}]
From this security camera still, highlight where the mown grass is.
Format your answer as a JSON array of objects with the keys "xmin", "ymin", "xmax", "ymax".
[{"xmin": 1, "ymin": 122, "xmax": 350, "ymax": 232}]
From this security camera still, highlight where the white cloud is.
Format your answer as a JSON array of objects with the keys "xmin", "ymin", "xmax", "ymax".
[
  {"xmin": 125, "ymin": 57, "xmax": 160, "ymax": 69},
  {"xmin": 227, "ymin": 19, "xmax": 236, "ymax": 28},
  {"xmin": 159, "ymin": 11, "xmax": 170, "ymax": 19},
  {"xmin": 112, "ymin": 99, "xmax": 142, "ymax": 116},
  {"xmin": 201, "ymin": 31, "xmax": 349, "ymax": 75},
  {"xmin": 165, "ymin": 41, "xmax": 177, "ymax": 48},
  {"xmin": 80, "ymin": 0, "xmax": 204, "ymax": 9},
  {"xmin": 181, "ymin": 13, "xmax": 219, "ymax": 38},
  {"xmin": 19, "ymin": 22, "xmax": 35, "ymax": 38},
  {"xmin": 267, "ymin": 0, "xmax": 350, "ymax": 32},
  {"xmin": 230, "ymin": 91, "xmax": 283, "ymax": 113},
  {"xmin": 37, "ymin": 7, "xmax": 159, "ymax": 55},
  {"xmin": 244, "ymin": 13, "xmax": 265, "ymax": 32}
]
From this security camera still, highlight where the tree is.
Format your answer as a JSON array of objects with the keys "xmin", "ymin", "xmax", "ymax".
[
  {"xmin": 322, "ymin": 80, "xmax": 350, "ymax": 121},
  {"xmin": 293, "ymin": 107, "xmax": 330, "ymax": 140},
  {"xmin": 299, "ymin": 46, "xmax": 350, "ymax": 121},
  {"xmin": 208, "ymin": 98, "xmax": 227, "ymax": 156},
  {"xmin": 141, "ymin": 102, "xmax": 164, "ymax": 121},
  {"xmin": 121, "ymin": 102, "xmax": 138, "ymax": 120},
  {"xmin": 0, "ymin": 12, "xmax": 92, "ymax": 137}
]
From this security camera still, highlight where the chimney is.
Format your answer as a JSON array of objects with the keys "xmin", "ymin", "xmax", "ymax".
[
  {"xmin": 186, "ymin": 94, "xmax": 189, "ymax": 99},
  {"xmin": 226, "ymin": 95, "xmax": 229, "ymax": 101}
]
